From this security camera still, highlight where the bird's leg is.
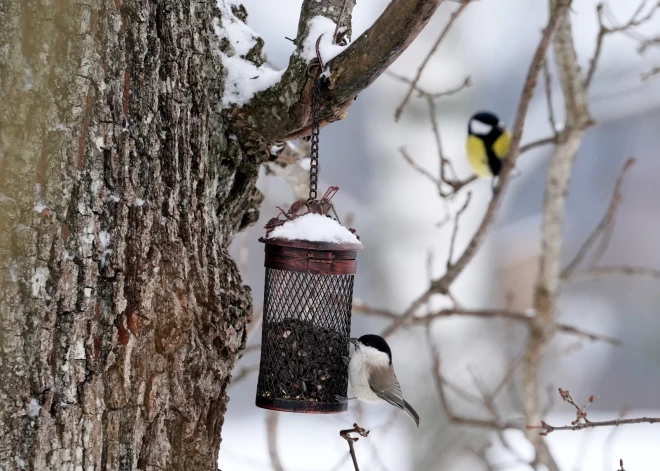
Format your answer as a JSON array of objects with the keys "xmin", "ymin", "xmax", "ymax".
[{"xmin": 335, "ymin": 395, "xmax": 358, "ymax": 402}]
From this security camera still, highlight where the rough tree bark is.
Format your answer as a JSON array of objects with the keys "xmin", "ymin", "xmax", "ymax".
[
  {"xmin": 0, "ymin": 0, "xmax": 442, "ymax": 469},
  {"xmin": 0, "ymin": 0, "xmax": 261, "ymax": 469}
]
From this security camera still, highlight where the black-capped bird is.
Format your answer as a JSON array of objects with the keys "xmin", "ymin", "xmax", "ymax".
[
  {"xmin": 466, "ymin": 111, "xmax": 511, "ymax": 186},
  {"xmin": 346, "ymin": 335, "xmax": 420, "ymax": 427}
]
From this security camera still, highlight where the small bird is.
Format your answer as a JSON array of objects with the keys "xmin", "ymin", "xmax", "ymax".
[
  {"xmin": 466, "ymin": 111, "xmax": 512, "ymax": 183},
  {"xmin": 346, "ymin": 334, "xmax": 420, "ymax": 427}
]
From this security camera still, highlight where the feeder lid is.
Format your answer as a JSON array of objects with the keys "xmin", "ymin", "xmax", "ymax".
[{"xmin": 263, "ymin": 213, "xmax": 363, "ymax": 250}]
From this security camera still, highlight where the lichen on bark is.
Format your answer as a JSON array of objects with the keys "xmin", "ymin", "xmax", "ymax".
[{"xmin": 0, "ymin": 0, "xmax": 261, "ymax": 469}]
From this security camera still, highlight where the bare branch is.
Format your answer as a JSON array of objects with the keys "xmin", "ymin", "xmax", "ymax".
[
  {"xmin": 447, "ymin": 192, "xmax": 472, "ymax": 269},
  {"xmin": 561, "ymin": 158, "xmax": 635, "ymax": 279},
  {"xmin": 586, "ymin": 1, "xmax": 660, "ymax": 87},
  {"xmin": 427, "ymin": 329, "xmax": 523, "ymax": 431},
  {"xmin": 567, "ymin": 265, "xmax": 660, "ymax": 282},
  {"xmin": 542, "ymin": 58, "xmax": 559, "ymax": 133},
  {"xmin": 326, "ymin": 0, "xmax": 448, "ymax": 105},
  {"xmin": 266, "ymin": 411, "xmax": 286, "ymax": 471},
  {"xmin": 528, "ymin": 388, "xmax": 660, "ymax": 434},
  {"xmin": 394, "ymin": 1, "xmax": 474, "ymax": 121},
  {"xmin": 229, "ymin": 364, "xmax": 260, "ymax": 386},
  {"xmin": 355, "ymin": 300, "xmax": 620, "ymax": 345},
  {"xmin": 524, "ymin": 3, "xmax": 592, "ymax": 468},
  {"xmin": 235, "ymin": 0, "xmax": 453, "ymax": 142},
  {"xmin": 339, "ymin": 424, "xmax": 370, "ymax": 471}
]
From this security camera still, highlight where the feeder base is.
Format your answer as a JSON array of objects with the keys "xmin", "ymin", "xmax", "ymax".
[{"xmin": 256, "ymin": 396, "xmax": 347, "ymax": 414}]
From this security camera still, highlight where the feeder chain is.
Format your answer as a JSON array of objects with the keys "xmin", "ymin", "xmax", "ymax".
[
  {"xmin": 306, "ymin": 34, "xmax": 325, "ymax": 205},
  {"xmin": 308, "ymin": 79, "xmax": 321, "ymax": 203}
]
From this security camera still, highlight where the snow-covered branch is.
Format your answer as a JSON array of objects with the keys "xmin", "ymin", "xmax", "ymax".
[{"xmin": 222, "ymin": 0, "xmax": 447, "ymax": 147}]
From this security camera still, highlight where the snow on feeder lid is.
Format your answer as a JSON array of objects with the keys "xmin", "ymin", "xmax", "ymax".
[{"xmin": 256, "ymin": 187, "xmax": 362, "ymax": 413}]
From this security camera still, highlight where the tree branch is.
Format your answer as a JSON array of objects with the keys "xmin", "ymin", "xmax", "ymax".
[
  {"xmin": 524, "ymin": 3, "xmax": 592, "ymax": 468},
  {"xmin": 528, "ymin": 388, "xmax": 660, "ymax": 434},
  {"xmin": 266, "ymin": 411, "xmax": 286, "ymax": 471},
  {"xmin": 339, "ymin": 424, "xmax": 370, "ymax": 471},
  {"xmin": 232, "ymin": 0, "xmax": 451, "ymax": 144},
  {"xmin": 394, "ymin": 0, "xmax": 474, "ymax": 121},
  {"xmin": 561, "ymin": 158, "xmax": 635, "ymax": 279},
  {"xmin": 381, "ymin": 3, "xmax": 569, "ymax": 338}
]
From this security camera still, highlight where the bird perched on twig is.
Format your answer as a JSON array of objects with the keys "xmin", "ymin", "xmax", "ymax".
[
  {"xmin": 466, "ymin": 111, "xmax": 512, "ymax": 190},
  {"xmin": 343, "ymin": 334, "xmax": 420, "ymax": 427}
]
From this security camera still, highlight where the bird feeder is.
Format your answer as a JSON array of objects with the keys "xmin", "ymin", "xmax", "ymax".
[{"xmin": 255, "ymin": 187, "xmax": 362, "ymax": 413}]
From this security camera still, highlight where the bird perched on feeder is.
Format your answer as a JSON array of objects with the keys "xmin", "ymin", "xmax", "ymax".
[
  {"xmin": 466, "ymin": 111, "xmax": 512, "ymax": 187},
  {"xmin": 346, "ymin": 334, "xmax": 420, "ymax": 427}
]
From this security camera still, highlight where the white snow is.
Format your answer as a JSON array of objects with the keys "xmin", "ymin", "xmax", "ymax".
[
  {"xmin": 215, "ymin": 2, "xmax": 284, "ymax": 108},
  {"xmin": 30, "ymin": 267, "xmax": 49, "ymax": 298},
  {"xmin": 220, "ymin": 54, "xmax": 284, "ymax": 108},
  {"xmin": 99, "ymin": 231, "xmax": 111, "ymax": 249},
  {"xmin": 134, "ymin": 198, "xmax": 145, "ymax": 207},
  {"xmin": 301, "ymin": 16, "xmax": 350, "ymax": 64},
  {"xmin": 32, "ymin": 202, "xmax": 47, "ymax": 213},
  {"xmin": 267, "ymin": 213, "xmax": 361, "ymax": 245},
  {"xmin": 27, "ymin": 398, "xmax": 41, "ymax": 418},
  {"xmin": 9, "ymin": 260, "xmax": 18, "ymax": 282},
  {"xmin": 33, "ymin": 183, "xmax": 48, "ymax": 214}
]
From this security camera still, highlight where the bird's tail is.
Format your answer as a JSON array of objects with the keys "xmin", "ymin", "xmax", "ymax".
[{"xmin": 403, "ymin": 400, "xmax": 420, "ymax": 428}]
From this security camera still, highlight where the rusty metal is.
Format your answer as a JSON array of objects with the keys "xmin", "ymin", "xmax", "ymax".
[
  {"xmin": 256, "ymin": 397, "xmax": 347, "ymax": 414},
  {"xmin": 264, "ymin": 186, "xmax": 354, "ymax": 237},
  {"xmin": 255, "ymin": 236, "xmax": 361, "ymax": 414},
  {"xmin": 306, "ymin": 35, "xmax": 325, "ymax": 204},
  {"xmin": 256, "ymin": 29, "xmax": 361, "ymax": 414}
]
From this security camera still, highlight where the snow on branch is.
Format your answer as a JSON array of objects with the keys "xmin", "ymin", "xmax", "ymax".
[{"xmin": 221, "ymin": 0, "xmax": 448, "ymax": 146}]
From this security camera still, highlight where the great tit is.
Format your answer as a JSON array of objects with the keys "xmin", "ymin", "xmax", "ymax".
[
  {"xmin": 346, "ymin": 335, "xmax": 420, "ymax": 427},
  {"xmin": 466, "ymin": 111, "xmax": 511, "ymax": 180}
]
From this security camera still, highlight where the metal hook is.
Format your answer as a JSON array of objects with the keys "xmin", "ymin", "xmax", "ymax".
[{"xmin": 306, "ymin": 34, "xmax": 325, "ymax": 79}]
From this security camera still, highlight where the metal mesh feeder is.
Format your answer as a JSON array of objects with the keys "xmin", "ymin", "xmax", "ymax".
[{"xmin": 255, "ymin": 192, "xmax": 362, "ymax": 413}]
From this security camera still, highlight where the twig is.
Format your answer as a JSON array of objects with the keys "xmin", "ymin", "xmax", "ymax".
[
  {"xmin": 427, "ymin": 329, "xmax": 523, "ymax": 431},
  {"xmin": 520, "ymin": 136, "xmax": 558, "ymax": 154},
  {"xmin": 355, "ymin": 301, "xmax": 621, "ymax": 345},
  {"xmin": 266, "ymin": 411, "xmax": 285, "ymax": 471},
  {"xmin": 604, "ymin": 408, "xmax": 630, "ymax": 471},
  {"xmin": 447, "ymin": 192, "xmax": 472, "ymax": 269},
  {"xmin": 382, "ymin": 0, "xmax": 569, "ymax": 340},
  {"xmin": 230, "ymin": 364, "xmax": 260, "ymax": 386},
  {"xmin": 394, "ymin": 0, "xmax": 473, "ymax": 121},
  {"xmin": 567, "ymin": 265, "xmax": 660, "ymax": 282},
  {"xmin": 470, "ymin": 444, "xmax": 496, "ymax": 471},
  {"xmin": 339, "ymin": 424, "xmax": 370, "ymax": 471},
  {"xmin": 528, "ymin": 388, "xmax": 660, "ymax": 434},
  {"xmin": 586, "ymin": 1, "xmax": 660, "ymax": 87},
  {"xmin": 542, "ymin": 58, "xmax": 558, "ymax": 133},
  {"xmin": 561, "ymin": 158, "xmax": 635, "ymax": 279}
]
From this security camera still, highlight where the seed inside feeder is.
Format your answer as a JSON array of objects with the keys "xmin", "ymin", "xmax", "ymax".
[{"xmin": 258, "ymin": 318, "xmax": 349, "ymax": 402}]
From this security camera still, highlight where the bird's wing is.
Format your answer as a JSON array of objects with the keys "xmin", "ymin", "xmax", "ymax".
[
  {"xmin": 493, "ymin": 129, "xmax": 512, "ymax": 160},
  {"xmin": 369, "ymin": 367, "xmax": 420, "ymax": 427},
  {"xmin": 368, "ymin": 366, "xmax": 405, "ymax": 409}
]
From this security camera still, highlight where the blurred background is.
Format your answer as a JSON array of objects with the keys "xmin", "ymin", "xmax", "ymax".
[{"xmin": 220, "ymin": 1, "xmax": 660, "ymax": 469}]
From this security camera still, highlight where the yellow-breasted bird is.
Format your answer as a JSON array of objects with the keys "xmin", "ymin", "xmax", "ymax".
[{"xmin": 466, "ymin": 111, "xmax": 511, "ymax": 180}]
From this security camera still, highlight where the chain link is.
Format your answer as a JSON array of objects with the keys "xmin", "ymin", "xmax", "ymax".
[{"xmin": 307, "ymin": 70, "xmax": 322, "ymax": 204}]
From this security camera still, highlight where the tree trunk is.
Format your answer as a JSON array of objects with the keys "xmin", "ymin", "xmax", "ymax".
[{"xmin": 0, "ymin": 0, "xmax": 261, "ymax": 469}]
